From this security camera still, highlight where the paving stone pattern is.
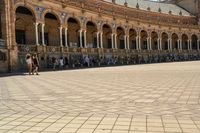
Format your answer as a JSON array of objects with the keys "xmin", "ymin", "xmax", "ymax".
[{"xmin": 1, "ymin": 61, "xmax": 200, "ymax": 133}]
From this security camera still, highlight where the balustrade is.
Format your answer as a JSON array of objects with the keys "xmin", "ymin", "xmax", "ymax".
[
  {"xmin": 46, "ymin": 46, "xmax": 61, "ymax": 53},
  {"xmin": 55, "ymin": 0, "xmax": 197, "ymax": 26},
  {"xmin": 17, "ymin": 44, "xmax": 37, "ymax": 53}
]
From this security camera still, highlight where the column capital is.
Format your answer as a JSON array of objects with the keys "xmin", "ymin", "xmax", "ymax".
[
  {"xmin": 34, "ymin": 22, "xmax": 39, "ymax": 26},
  {"xmin": 59, "ymin": 26, "xmax": 63, "ymax": 30}
]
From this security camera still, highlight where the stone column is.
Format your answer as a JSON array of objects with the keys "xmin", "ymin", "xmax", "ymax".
[
  {"xmin": 115, "ymin": 34, "xmax": 117, "ymax": 49},
  {"xmin": 34, "ymin": 22, "xmax": 39, "ymax": 45},
  {"xmin": 170, "ymin": 38, "xmax": 172, "ymax": 50},
  {"xmin": 147, "ymin": 37, "xmax": 149, "ymax": 50},
  {"xmin": 59, "ymin": 27, "xmax": 63, "ymax": 47},
  {"xmin": 84, "ymin": 30, "xmax": 87, "ymax": 48},
  {"xmin": 111, "ymin": 33, "xmax": 114, "ymax": 49},
  {"xmin": 157, "ymin": 38, "xmax": 160, "ymax": 50},
  {"xmin": 187, "ymin": 40, "xmax": 190, "ymax": 50},
  {"xmin": 179, "ymin": 39, "xmax": 182, "ymax": 50},
  {"xmin": 100, "ymin": 32, "xmax": 103, "ymax": 48},
  {"xmin": 96, "ymin": 32, "xmax": 99, "ymax": 48},
  {"xmin": 177, "ymin": 39, "xmax": 180, "ymax": 50},
  {"xmin": 136, "ymin": 36, "xmax": 139, "ymax": 50},
  {"xmin": 64, "ymin": 28, "xmax": 68, "ymax": 47},
  {"xmin": 42, "ymin": 23, "xmax": 45, "ymax": 46},
  {"xmin": 160, "ymin": 38, "xmax": 162, "ymax": 50},
  {"xmin": 124, "ymin": 35, "xmax": 127, "ymax": 49},
  {"xmin": 79, "ymin": 30, "xmax": 83, "ymax": 48},
  {"xmin": 127, "ymin": 35, "xmax": 130, "ymax": 49},
  {"xmin": 138, "ymin": 36, "xmax": 141, "ymax": 50},
  {"xmin": 149, "ymin": 37, "xmax": 152, "ymax": 50},
  {"xmin": 189, "ymin": 39, "xmax": 192, "ymax": 50},
  {"xmin": 167, "ymin": 38, "xmax": 170, "ymax": 50}
]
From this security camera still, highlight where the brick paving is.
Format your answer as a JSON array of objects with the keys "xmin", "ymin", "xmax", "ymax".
[{"xmin": 0, "ymin": 61, "xmax": 200, "ymax": 133}]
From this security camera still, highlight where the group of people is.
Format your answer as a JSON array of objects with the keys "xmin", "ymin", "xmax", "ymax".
[
  {"xmin": 25, "ymin": 53, "xmax": 39, "ymax": 75},
  {"xmin": 50, "ymin": 57, "xmax": 68, "ymax": 70},
  {"xmin": 25, "ymin": 53, "xmax": 200, "ymax": 73}
]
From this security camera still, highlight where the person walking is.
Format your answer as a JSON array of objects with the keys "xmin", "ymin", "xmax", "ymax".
[
  {"xmin": 59, "ymin": 57, "xmax": 64, "ymax": 69},
  {"xmin": 52, "ymin": 57, "xmax": 56, "ymax": 70},
  {"xmin": 32, "ymin": 53, "xmax": 39, "ymax": 75},
  {"xmin": 25, "ymin": 53, "xmax": 33, "ymax": 75}
]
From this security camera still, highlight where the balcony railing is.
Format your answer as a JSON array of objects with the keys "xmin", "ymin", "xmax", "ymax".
[
  {"xmin": 17, "ymin": 44, "xmax": 37, "ymax": 53},
  {"xmin": 46, "ymin": 46, "xmax": 61, "ymax": 53},
  {"xmin": 17, "ymin": 44, "xmax": 200, "ymax": 55},
  {"xmin": 58, "ymin": 0, "xmax": 197, "ymax": 26}
]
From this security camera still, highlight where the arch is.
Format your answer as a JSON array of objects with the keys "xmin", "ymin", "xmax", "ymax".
[
  {"xmin": 101, "ymin": 22, "xmax": 112, "ymax": 32},
  {"xmin": 161, "ymin": 32, "xmax": 168, "ymax": 50},
  {"xmin": 141, "ymin": 30, "xmax": 148, "ymax": 50},
  {"xmin": 42, "ymin": 10, "xmax": 61, "ymax": 24},
  {"xmin": 67, "ymin": 17, "xmax": 81, "ymax": 48},
  {"xmin": 14, "ymin": 3, "xmax": 37, "ymax": 20},
  {"xmin": 117, "ymin": 26, "xmax": 126, "ymax": 33},
  {"xmin": 151, "ymin": 31, "xmax": 158, "ymax": 50},
  {"xmin": 15, "ymin": 6, "xmax": 36, "ymax": 45},
  {"xmin": 172, "ymin": 33, "xmax": 178, "ymax": 50},
  {"xmin": 182, "ymin": 34, "xmax": 188, "ymax": 50},
  {"xmin": 86, "ymin": 21, "xmax": 97, "ymax": 48},
  {"xmin": 116, "ymin": 26, "xmax": 125, "ymax": 49},
  {"xmin": 129, "ymin": 28, "xmax": 137, "ymax": 49},
  {"xmin": 86, "ymin": 20, "xmax": 97, "ymax": 29},
  {"xmin": 191, "ymin": 34, "xmax": 198, "ymax": 50},
  {"xmin": 66, "ymin": 17, "xmax": 81, "ymax": 26},
  {"xmin": 102, "ymin": 24, "xmax": 112, "ymax": 49}
]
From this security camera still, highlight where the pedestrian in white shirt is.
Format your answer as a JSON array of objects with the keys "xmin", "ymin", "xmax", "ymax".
[{"xmin": 25, "ymin": 53, "xmax": 32, "ymax": 75}]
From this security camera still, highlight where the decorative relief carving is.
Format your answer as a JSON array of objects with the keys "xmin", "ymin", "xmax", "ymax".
[
  {"xmin": 60, "ymin": 12, "xmax": 67, "ymax": 24},
  {"xmin": 34, "ymin": 5, "xmax": 45, "ymax": 19}
]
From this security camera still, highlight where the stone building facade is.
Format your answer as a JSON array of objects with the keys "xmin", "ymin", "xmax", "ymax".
[{"xmin": 0, "ymin": 0, "xmax": 200, "ymax": 72}]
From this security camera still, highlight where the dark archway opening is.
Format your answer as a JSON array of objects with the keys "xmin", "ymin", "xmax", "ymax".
[
  {"xmin": 15, "ymin": 6, "xmax": 35, "ymax": 45},
  {"xmin": 86, "ymin": 21, "xmax": 97, "ymax": 48},
  {"xmin": 67, "ymin": 18, "xmax": 80, "ymax": 48},
  {"xmin": 44, "ymin": 13, "xmax": 59, "ymax": 46},
  {"xmin": 116, "ymin": 27, "xmax": 125, "ymax": 49},
  {"xmin": 102, "ymin": 24, "xmax": 112, "ymax": 49}
]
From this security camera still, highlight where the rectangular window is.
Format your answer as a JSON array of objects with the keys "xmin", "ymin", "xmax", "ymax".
[
  {"xmin": 131, "ymin": 40, "xmax": 136, "ymax": 49},
  {"xmin": 143, "ymin": 41, "xmax": 147, "ymax": 49},
  {"xmin": 39, "ymin": 32, "xmax": 49, "ymax": 46},
  {"xmin": 165, "ymin": 41, "xmax": 168, "ymax": 50},
  {"xmin": 175, "ymin": 41, "xmax": 178, "ymax": 49},
  {"xmin": 108, "ymin": 39, "xmax": 111, "ymax": 48},
  {"xmin": 44, "ymin": 33, "xmax": 49, "ymax": 46},
  {"xmin": 16, "ymin": 29, "xmax": 26, "ymax": 44},
  {"xmin": 62, "ymin": 34, "xmax": 65, "ymax": 46},
  {"xmin": 93, "ymin": 37, "xmax": 97, "ymax": 48},
  {"xmin": 120, "ymin": 40, "xmax": 124, "ymax": 49}
]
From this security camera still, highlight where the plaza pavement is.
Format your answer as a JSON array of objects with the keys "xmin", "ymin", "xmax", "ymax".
[{"xmin": 0, "ymin": 61, "xmax": 200, "ymax": 133}]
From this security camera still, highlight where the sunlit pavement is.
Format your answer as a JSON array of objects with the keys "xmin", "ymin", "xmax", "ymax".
[{"xmin": 1, "ymin": 61, "xmax": 200, "ymax": 133}]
